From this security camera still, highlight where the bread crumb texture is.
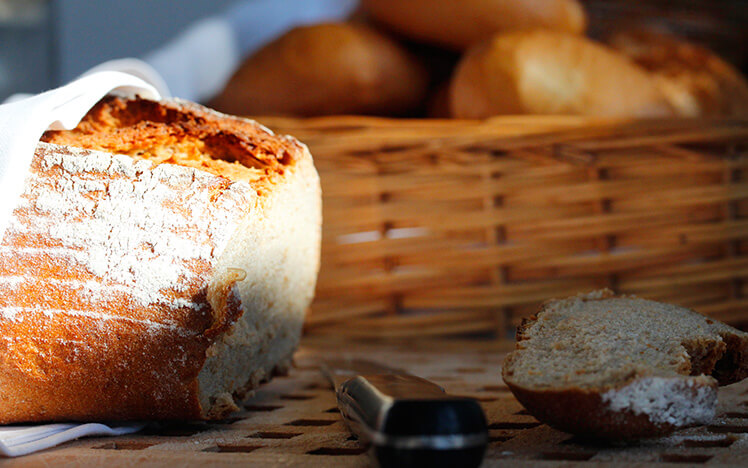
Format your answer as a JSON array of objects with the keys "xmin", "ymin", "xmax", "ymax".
[
  {"xmin": 503, "ymin": 290, "xmax": 748, "ymax": 438},
  {"xmin": 0, "ymin": 97, "xmax": 319, "ymax": 422}
]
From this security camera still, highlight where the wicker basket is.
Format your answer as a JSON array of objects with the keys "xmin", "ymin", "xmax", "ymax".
[{"xmin": 263, "ymin": 116, "xmax": 748, "ymax": 338}]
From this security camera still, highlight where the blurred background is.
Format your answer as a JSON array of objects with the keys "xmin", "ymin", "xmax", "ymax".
[
  {"xmin": 3, "ymin": 0, "xmax": 748, "ymax": 338},
  {"xmin": 1, "ymin": 0, "xmax": 257, "ymax": 95},
  {"xmin": 2, "ymin": 0, "xmax": 747, "ymax": 117},
  {"xmin": 0, "ymin": 0, "xmax": 226, "ymax": 99}
]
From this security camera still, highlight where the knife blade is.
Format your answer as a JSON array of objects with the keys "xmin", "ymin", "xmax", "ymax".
[{"xmin": 321, "ymin": 358, "xmax": 488, "ymax": 468}]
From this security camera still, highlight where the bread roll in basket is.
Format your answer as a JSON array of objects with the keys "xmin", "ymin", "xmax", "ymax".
[{"xmin": 0, "ymin": 97, "xmax": 321, "ymax": 423}]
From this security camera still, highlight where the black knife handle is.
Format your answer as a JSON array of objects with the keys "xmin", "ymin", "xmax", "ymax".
[{"xmin": 337, "ymin": 374, "xmax": 487, "ymax": 468}]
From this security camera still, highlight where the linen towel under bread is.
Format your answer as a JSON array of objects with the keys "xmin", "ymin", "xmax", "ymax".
[
  {"xmin": 0, "ymin": 424, "xmax": 145, "ymax": 457},
  {"xmin": 0, "ymin": 71, "xmax": 160, "ymax": 456}
]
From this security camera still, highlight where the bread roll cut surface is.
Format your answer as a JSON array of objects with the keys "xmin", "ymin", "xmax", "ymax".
[
  {"xmin": 0, "ymin": 97, "xmax": 322, "ymax": 423},
  {"xmin": 502, "ymin": 290, "xmax": 748, "ymax": 439}
]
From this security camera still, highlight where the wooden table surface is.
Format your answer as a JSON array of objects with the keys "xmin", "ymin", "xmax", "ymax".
[{"xmin": 3, "ymin": 337, "xmax": 747, "ymax": 467}]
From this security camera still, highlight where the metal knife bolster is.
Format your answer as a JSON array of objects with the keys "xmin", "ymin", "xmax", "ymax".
[{"xmin": 323, "ymin": 360, "xmax": 488, "ymax": 451}]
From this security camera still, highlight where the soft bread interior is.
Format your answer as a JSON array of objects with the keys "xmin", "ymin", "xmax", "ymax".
[
  {"xmin": 505, "ymin": 290, "xmax": 748, "ymax": 390},
  {"xmin": 198, "ymin": 154, "xmax": 321, "ymax": 416},
  {"xmin": 502, "ymin": 291, "xmax": 748, "ymax": 438}
]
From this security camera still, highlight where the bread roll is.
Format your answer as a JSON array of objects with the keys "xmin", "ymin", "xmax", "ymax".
[
  {"xmin": 361, "ymin": 0, "xmax": 587, "ymax": 50},
  {"xmin": 607, "ymin": 29, "xmax": 748, "ymax": 117},
  {"xmin": 449, "ymin": 30, "xmax": 675, "ymax": 118},
  {"xmin": 503, "ymin": 290, "xmax": 748, "ymax": 439},
  {"xmin": 0, "ymin": 97, "xmax": 321, "ymax": 422},
  {"xmin": 211, "ymin": 23, "xmax": 428, "ymax": 117}
]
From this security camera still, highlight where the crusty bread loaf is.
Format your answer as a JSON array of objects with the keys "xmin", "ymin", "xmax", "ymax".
[
  {"xmin": 210, "ymin": 23, "xmax": 428, "ymax": 117},
  {"xmin": 0, "ymin": 97, "xmax": 322, "ymax": 423},
  {"xmin": 607, "ymin": 29, "xmax": 748, "ymax": 117},
  {"xmin": 502, "ymin": 290, "xmax": 748, "ymax": 440},
  {"xmin": 361, "ymin": 0, "xmax": 587, "ymax": 50},
  {"xmin": 449, "ymin": 30, "xmax": 675, "ymax": 118}
]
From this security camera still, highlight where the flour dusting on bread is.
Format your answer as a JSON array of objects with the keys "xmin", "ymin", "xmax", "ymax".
[
  {"xmin": 9, "ymin": 143, "xmax": 255, "ymax": 312},
  {"xmin": 0, "ymin": 97, "xmax": 321, "ymax": 423},
  {"xmin": 601, "ymin": 376, "xmax": 716, "ymax": 426}
]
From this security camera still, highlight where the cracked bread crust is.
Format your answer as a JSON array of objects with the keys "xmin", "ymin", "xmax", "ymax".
[
  {"xmin": 502, "ymin": 290, "xmax": 748, "ymax": 439},
  {"xmin": 0, "ymin": 97, "xmax": 321, "ymax": 423}
]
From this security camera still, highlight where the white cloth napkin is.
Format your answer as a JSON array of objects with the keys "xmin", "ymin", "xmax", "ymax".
[
  {"xmin": 0, "ymin": 70, "xmax": 160, "ymax": 242},
  {"xmin": 0, "ymin": 70, "xmax": 161, "ymax": 456},
  {"xmin": 0, "ymin": 424, "xmax": 145, "ymax": 458}
]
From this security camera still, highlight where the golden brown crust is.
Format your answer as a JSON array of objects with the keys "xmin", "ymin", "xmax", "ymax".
[
  {"xmin": 0, "ymin": 148, "xmax": 218, "ymax": 423},
  {"xmin": 361, "ymin": 0, "xmax": 587, "ymax": 50},
  {"xmin": 43, "ymin": 96, "xmax": 304, "ymax": 184},
  {"xmin": 210, "ymin": 23, "xmax": 428, "ymax": 117},
  {"xmin": 0, "ymin": 98, "xmax": 310, "ymax": 423},
  {"xmin": 449, "ymin": 30, "xmax": 674, "ymax": 118},
  {"xmin": 607, "ymin": 29, "xmax": 748, "ymax": 117},
  {"xmin": 503, "ymin": 375, "xmax": 704, "ymax": 440}
]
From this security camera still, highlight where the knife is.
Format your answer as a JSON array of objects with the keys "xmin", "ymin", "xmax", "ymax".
[{"xmin": 321, "ymin": 358, "xmax": 488, "ymax": 468}]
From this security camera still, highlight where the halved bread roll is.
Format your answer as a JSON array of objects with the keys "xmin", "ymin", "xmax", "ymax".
[
  {"xmin": 0, "ymin": 97, "xmax": 321, "ymax": 422},
  {"xmin": 502, "ymin": 290, "xmax": 748, "ymax": 439}
]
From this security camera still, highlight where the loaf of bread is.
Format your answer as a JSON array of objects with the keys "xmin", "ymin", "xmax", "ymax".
[
  {"xmin": 361, "ymin": 0, "xmax": 587, "ymax": 50},
  {"xmin": 449, "ymin": 30, "xmax": 675, "ymax": 118},
  {"xmin": 502, "ymin": 290, "xmax": 748, "ymax": 439},
  {"xmin": 0, "ymin": 97, "xmax": 322, "ymax": 423},
  {"xmin": 210, "ymin": 23, "xmax": 428, "ymax": 117},
  {"xmin": 607, "ymin": 29, "xmax": 748, "ymax": 117}
]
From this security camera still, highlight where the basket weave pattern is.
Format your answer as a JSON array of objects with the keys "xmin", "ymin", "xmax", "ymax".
[{"xmin": 266, "ymin": 117, "xmax": 748, "ymax": 337}]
